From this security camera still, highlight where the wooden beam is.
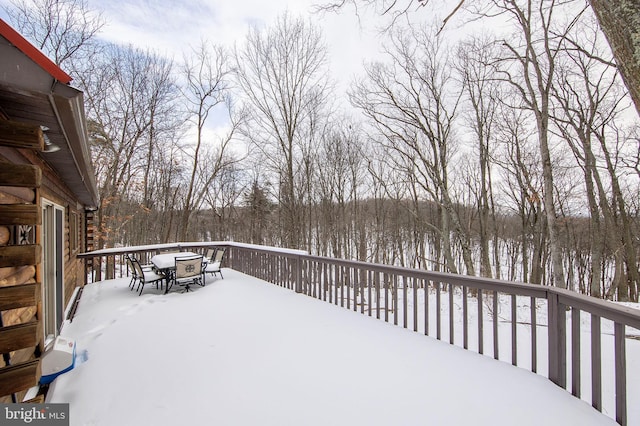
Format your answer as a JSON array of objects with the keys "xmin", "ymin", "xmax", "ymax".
[
  {"xmin": 0, "ymin": 321, "xmax": 38, "ymax": 353},
  {"xmin": 0, "ymin": 187, "xmax": 36, "ymax": 203},
  {"xmin": 0, "ymin": 164, "xmax": 41, "ymax": 188},
  {"xmin": 0, "ymin": 283, "xmax": 38, "ymax": 311},
  {"xmin": 0, "ymin": 227, "xmax": 9, "ymax": 245},
  {"xmin": 0, "ymin": 265, "xmax": 36, "ymax": 286},
  {"xmin": 0, "ymin": 120, "xmax": 45, "ymax": 150},
  {"xmin": 0, "ymin": 359, "xmax": 40, "ymax": 396},
  {"xmin": 0, "ymin": 245, "xmax": 40, "ymax": 267},
  {"xmin": 0, "ymin": 204, "xmax": 40, "ymax": 225}
]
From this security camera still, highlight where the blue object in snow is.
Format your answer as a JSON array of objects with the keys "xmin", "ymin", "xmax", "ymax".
[{"xmin": 40, "ymin": 336, "xmax": 76, "ymax": 385}]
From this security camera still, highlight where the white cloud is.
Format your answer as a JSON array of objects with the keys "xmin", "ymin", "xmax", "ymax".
[{"xmin": 91, "ymin": 0, "xmax": 384, "ymax": 84}]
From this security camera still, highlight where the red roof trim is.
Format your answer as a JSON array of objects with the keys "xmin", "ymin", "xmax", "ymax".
[{"xmin": 0, "ymin": 18, "xmax": 72, "ymax": 84}]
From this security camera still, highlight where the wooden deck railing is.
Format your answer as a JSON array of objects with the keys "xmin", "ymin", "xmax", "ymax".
[{"xmin": 78, "ymin": 242, "xmax": 640, "ymax": 425}]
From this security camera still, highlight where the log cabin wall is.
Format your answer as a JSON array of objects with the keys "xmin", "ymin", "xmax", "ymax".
[
  {"xmin": 0, "ymin": 119, "xmax": 45, "ymax": 403},
  {"xmin": 20, "ymin": 147, "xmax": 89, "ymax": 301},
  {"xmin": 0, "ymin": 119, "xmax": 91, "ymax": 403},
  {"xmin": 0, "ymin": 19, "xmax": 99, "ymax": 402}
]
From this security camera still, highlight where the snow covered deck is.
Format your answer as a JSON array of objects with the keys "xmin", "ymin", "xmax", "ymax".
[{"xmin": 48, "ymin": 269, "xmax": 615, "ymax": 425}]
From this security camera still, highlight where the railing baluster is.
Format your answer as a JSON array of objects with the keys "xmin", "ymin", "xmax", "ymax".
[
  {"xmin": 368, "ymin": 270, "xmax": 372, "ymax": 317},
  {"xmin": 325, "ymin": 263, "xmax": 329, "ymax": 302},
  {"xmin": 353, "ymin": 267, "xmax": 358, "ymax": 312},
  {"xmin": 384, "ymin": 273, "xmax": 389, "ymax": 323},
  {"xmin": 493, "ymin": 290, "xmax": 499, "ymax": 360},
  {"xmin": 340, "ymin": 266, "xmax": 345, "ymax": 308},
  {"xmin": 615, "ymin": 323, "xmax": 626, "ymax": 426},
  {"xmin": 436, "ymin": 281, "xmax": 441, "ymax": 341},
  {"xmin": 334, "ymin": 264, "xmax": 339, "ymax": 306},
  {"xmin": 286, "ymin": 257, "xmax": 290, "ymax": 289},
  {"xmin": 323, "ymin": 262, "xmax": 328, "ymax": 302},
  {"xmin": 511, "ymin": 294, "xmax": 517, "ymax": 366},
  {"xmin": 360, "ymin": 268, "xmax": 365, "ymax": 314},
  {"xmin": 571, "ymin": 308, "xmax": 581, "ymax": 397},
  {"xmin": 449, "ymin": 283, "xmax": 454, "ymax": 344},
  {"xmin": 591, "ymin": 314, "xmax": 601, "ymax": 411},
  {"xmin": 295, "ymin": 256, "xmax": 302, "ymax": 293},
  {"xmin": 309, "ymin": 260, "xmax": 314, "ymax": 297},
  {"xmin": 310, "ymin": 260, "xmax": 315, "ymax": 298},
  {"xmin": 413, "ymin": 277, "xmax": 418, "ymax": 332},
  {"xmin": 317, "ymin": 261, "xmax": 321, "ymax": 299},
  {"xmin": 403, "ymin": 276, "xmax": 408, "ymax": 329},
  {"xmin": 346, "ymin": 266, "xmax": 351, "ymax": 310},
  {"xmin": 463, "ymin": 285, "xmax": 468, "ymax": 350},
  {"xmin": 356, "ymin": 268, "xmax": 360, "ymax": 313},
  {"xmin": 531, "ymin": 297, "xmax": 537, "ymax": 373},
  {"xmin": 424, "ymin": 279, "xmax": 429, "ymax": 336},
  {"xmin": 282, "ymin": 256, "xmax": 286, "ymax": 288},
  {"xmin": 375, "ymin": 272, "xmax": 380, "ymax": 320},
  {"xmin": 319, "ymin": 261, "xmax": 323, "ymax": 299},
  {"xmin": 393, "ymin": 274, "xmax": 398, "ymax": 326},
  {"xmin": 478, "ymin": 289, "xmax": 484, "ymax": 355}
]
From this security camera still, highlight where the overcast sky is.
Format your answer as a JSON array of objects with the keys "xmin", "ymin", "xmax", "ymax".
[
  {"xmin": 91, "ymin": 0, "xmax": 390, "ymax": 96},
  {"xmin": 0, "ymin": 0, "xmax": 397, "ymax": 88},
  {"xmin": 0, "ymin": 0, "xmax": 455, "ymax": 139}
]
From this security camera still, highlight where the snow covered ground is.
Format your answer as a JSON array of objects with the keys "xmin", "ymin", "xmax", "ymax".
[{"xmin": 48, "ymin": 269, "xmax": 618, "ymax": 425}]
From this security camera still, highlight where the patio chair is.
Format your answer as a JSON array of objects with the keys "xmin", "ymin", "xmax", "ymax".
[
  {"xmin": 174, "ymin": 255, "xmax": 204, "ymax": 293},
  {"xmin": 131, "ymin": 256, "xmax": 165, "ymax": 296},
  {"xmin": 203, "ymin": 248, "xmax": 225, "ymax": 279},
  {"xmin": 125, "ymin": 254, "xmax": 138, "ymax": 290},
  {"xmin": 126, "ymin": 253, "xmax": 154, "ymax": 291},
  {"xmin": 204, "ymin": 247, "xmax": 215, "ymax": 261}
]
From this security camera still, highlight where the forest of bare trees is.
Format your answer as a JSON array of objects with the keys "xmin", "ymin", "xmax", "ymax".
[{"xmin": 4, "ymin": 0, "xmax": 639, "ymax": 301}]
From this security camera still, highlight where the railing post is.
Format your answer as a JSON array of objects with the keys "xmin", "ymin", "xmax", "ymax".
[
  {"xmin": 83, "ymin": 257, "xmax": 89, "ymax": 285},
  {"xmin": 95, "ymin": 256, "xmax": 102, "ymax": 282},
  {"xmin": 614, "ymin": 323, "xmax": 627, "ymax": 426},
  {"xmin": 295, "ymin": 255, "xmax": 302, "ymax": 293},
  {"xmin": 548, "ymin": 290, "xmax": 566, "ymax": 388}
]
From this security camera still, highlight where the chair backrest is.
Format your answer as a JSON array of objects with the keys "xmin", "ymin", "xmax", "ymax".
[
  {"xmin": 125, "ymin": 254, "xmax": 136, "ymax": 276},
  {"xmin": 205, "ymin": 248, "xmax": 215, "ymax": 260},
  {"xmin": 130, "ymin": 256, "xmax": 145, "ymax": 278},
  {"xmin": 175, "ymin": 255, "xmax": 203, "ymax": 280},
  {"xmin": 213, "ymin": 248, "xmax": 225, "ymax": 263}
]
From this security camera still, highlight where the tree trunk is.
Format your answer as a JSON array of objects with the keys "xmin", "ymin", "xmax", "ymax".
[{"xmin": 589, "ymin": 1, "xmax": 640, "ymax": 117}]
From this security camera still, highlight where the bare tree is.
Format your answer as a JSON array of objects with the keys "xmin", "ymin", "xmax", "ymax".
[
  {"xmin": 493, "ymin": 104, "xmax": 545, "ymax": 284},
  {"xmin": 317, "ymin": 0, "xmax": 640, "ymax": 118},
  {"xmin": 242, "ymin": 175, "xmax": 273, "ymax": 245},
  {"xmin": 76, "ymin": 44, "xmax": 180, "ymax": 248},
  {"xmin": 484, "ymin": 0, "xmax": 594, "ymax": 289},
  {"xmin": 549, "ymin": 15, "xmax": 626, "ymax": 298},
  {"xmin": 315, "ymin": 118, "xmax": 367, "ymax": 259},
  {"xmin": 456, "ymin": 36, "xmax": 502, "ymax": 278},
  {"xmin": 4, "ymin": 0, "xmax": 104, "ymax": 68},
  {"xmin": 178, "ymin": 40, "xmax": 233, "ymax": 241},
  {"xmin": 235, "ymin": 12, "xmax": 332, "ymax": 249},
  {"xmin": 351, "ymin": 25, "xmax": 476, "ymax": 275}
]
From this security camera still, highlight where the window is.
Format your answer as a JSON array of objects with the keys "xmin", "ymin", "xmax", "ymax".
[
  {"xmin": 42, "ymin": 200, "xmax": 64, "ymax": 338},
  {"xmin": 69, "ymin": 211, "xmax": 79, "ymax": 254}
]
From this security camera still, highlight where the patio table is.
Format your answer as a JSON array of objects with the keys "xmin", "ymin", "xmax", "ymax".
[{"xmin": 151, "ymin": 251, "xmax": 204, "ymax": 293}]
